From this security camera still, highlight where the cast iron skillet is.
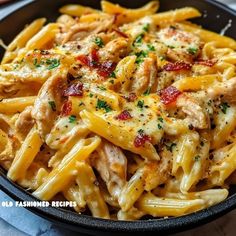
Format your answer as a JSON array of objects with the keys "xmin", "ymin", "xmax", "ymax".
[{"xmin": 0, "ymin": 0, "xmax": 236, "ymax": 235}]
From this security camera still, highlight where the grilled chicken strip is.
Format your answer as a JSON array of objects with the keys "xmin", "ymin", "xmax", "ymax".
[
  {"xmin": 32, "ymin": 72, "xmax": 67, "ymax": 139},
  {"xmin": 92, "ymin": 140, "xmax": 127, "ymax": 199}
]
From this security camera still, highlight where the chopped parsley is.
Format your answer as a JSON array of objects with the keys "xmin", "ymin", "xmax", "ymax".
[
  {"xmin": 143, "ymin": 87, "xmax": 151, "ymax": 96},
  {"xmin": 135, "ymin": 50, "xmax": 148, "ymax": 64},
  {"xmin": 138, "ymin": 129, "xmax": 144, "ymax": 135},
  {"xmin": 98, "ymin": 86, "xmax": 106, "ymax": 91},
  {"xmin": 94, "ymin": 37, "xmax": 104, "ymax": 47},
  {"xmin": 48, "ymin": 101, "xmax": 56, "ymax": 111},
  {"xmin": 219, "ymin": 102, "xmax": 230, "ymax": 114},
  {"xmin": 147, "ymin": 44, "xmax": 155, "ymax": 51},
  {"xmin": 110, "ymin": 71, "xmax": 116, "ymax": 78},
  {"xmin": 137, "ymin": 100, "xmax": 144, "ymax": 109},
  {"xmin": 69, "ymin": 115, "xmax": 76, "ymax": 123},
  {"xmin": 194, "ymin": 155, "xmax": 201, "ymax": 161},
  {"xmin": 89, "ymin": 93, "xmax": 94, "ymax": 98},
  {"xmin": 133, "ymin": 34, "xmax": 144, "ymax": 46},
  {"xmin": 46, "ymin": 59, "xmax": 60, "ymax": 70},
  {"xmin": 33, "ymin": 58, "xmax": 41, "ymax": 68},
  {"xmin": 157, "ymin": 124, "xmax": 163, "ymax": 130},
  {"xmin": 158, "ymin": 117, "xmax": 164, "ymax": 123},
  {"xmin": 168, "ymin": 45, "xmax": 175, "ymax": 49},
  {"xmin": 96, "ymin": 99, "xmax": 112, "ymax": 112},
  {"xmin": 166, "ymin": 143, "xmax": 176, "ymax": 152},
  {"xmin": 109, "ymin": 79, "xmax": 114, "ymax": 84},
  {"xmin": 143, "ymin": 23, "xmax": 150, "ymax": 32},
  {"xmin": 187, "ymin": 47, "xmax": 198, "ymax": 55}
]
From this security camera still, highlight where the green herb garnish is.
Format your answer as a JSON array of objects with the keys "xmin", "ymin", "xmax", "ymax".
[
  {"xmin": 98, "ymin": 86, "xmax": 106, "ymax": 91},
  {"xmin": 147, "ymin": 44, "xmax": 155, "ymax": 51},
  {"xmin": 137, "ymin": 100, "xmax": 144, "ymax": 109},
  {"xmin": 96, "ymin": 99, "xmax": 112, "ymax": 112},
  {"xmin": 33, "ymin": 58, "xmax": 41, "ymax": 68},
  {"xmin": 110, "ymin": 71, "xmax": 116, "ymax": 78},
  {"xmin": 219, "ymin": 102, "xmax": 230, "ymax": 114},
  {"xmin": 69, "ymin": 115, "xmax": 76, "ymax": 123},
  {"xmin": 143, "ymin": 23, "xmax": 150, "ymax": 32},
  {"xmin": 143, "ymin": 87, "xmax": 151, "ymax": 96},
  {"xmin": 135, "ymin": 50, "xmax": 148, "ymax": 64},
  {"xmin": 158, "ymin": 117, "xmax": 164, "ymax": 123},
  {"xmin": 187, "ymin": 47, "xmax": 198, "ymax": 55},
  {"xmin": 46, "ymin": 59, "xmax": 60, "ymax": 70},
  {"xmin": 133, "ymin": 34, "xmax": 144, "ymax": 45},
  {"xmin": 48, "ymin": 101, "xmax": 56, "ymax": 111},
  {"xmin": 157, "ymin": 124, "xmax": 163, "ymax": 130},
  {"xmin": 94, "ymin": 37, "xmax": 104, "ymax": 47},
  {"xmin": 194, "ymin": 155, "xmax": 201, "ymax": 161}
]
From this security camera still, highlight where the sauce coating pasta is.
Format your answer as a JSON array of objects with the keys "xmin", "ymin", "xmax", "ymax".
[{"xmin": 0, "ymin": 0, "xmax": 236, "ymax": 220}]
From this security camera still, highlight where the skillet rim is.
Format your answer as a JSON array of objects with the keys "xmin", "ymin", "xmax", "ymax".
[{"xmin": 0, "ymin": 0, "xmax": 236, "ymax": 234}]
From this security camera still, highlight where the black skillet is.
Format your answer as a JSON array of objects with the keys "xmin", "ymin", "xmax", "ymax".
[{"xmin": 0, "ymin": 0, "xmax": 236, "ymax": 235}]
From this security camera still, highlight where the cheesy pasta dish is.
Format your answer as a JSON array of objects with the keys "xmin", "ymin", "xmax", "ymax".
[{"xmin": 1, "ymin": 1, "xmax": 236, "ymax": 220}]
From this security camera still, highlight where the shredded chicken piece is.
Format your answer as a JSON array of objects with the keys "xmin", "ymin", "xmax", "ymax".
[
  {"xmin": 62, "ymin": 16, "xmax": 114, "ymax": 44},
  {"xmin": 131, "ymin": 56, "xmax": 157, "ymax": 95},
  {"xmin": 99, "ymin": 37, "xmax": 130, "ymax": 63},
  {"xmin": 92, "ymin": 140, "xmax": 127, "ymax": 199},
  {"xmin": 144, "ymin": 150, "xmax": 172, "ymax": 191},
  {"xmin": 207, "ymin": 77, "xmax": 236, "ymax": 103},
  {"xmin": 15, "ymin": 106, "xmax": 34, "ymax": 139},
  {"xmin": 176, "ymin": 94, "xmax": 209, "ymax": 129},
  {"xmin": 32, "ymin": 73, "xmax": 67, "ymax": 139},
  {"xmin": 157, "ymin": 26, "xmax": 201, "ymax": 63}
]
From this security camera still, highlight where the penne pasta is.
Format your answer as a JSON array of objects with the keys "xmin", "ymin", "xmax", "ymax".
[
  {"xmin": 152, "ymin": 7, "xmax": 201, "ymax": 25},
  {"xmin": 1, "ymin": 0, "xmax": 236, "ymax": 220},
  {"xmin": 33, "ymin": 136, "xmax": 101, "ymax": 200},
  {"xmin": 0, "ymin": 96, "xmax": 36, "ymax": 114},
  {"xmin": 7, "ymin": 126, "xmax": 42, "ymax": 181}
]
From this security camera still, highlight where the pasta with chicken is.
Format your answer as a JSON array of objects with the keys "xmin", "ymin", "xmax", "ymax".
[{"xmin": 0, "ymin": 0, "xmax": 236, "ymax": 220}]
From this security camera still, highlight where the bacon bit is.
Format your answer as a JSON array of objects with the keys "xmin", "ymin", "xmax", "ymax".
[
  {"xmin": 163, "ymin": 61, "xmax": 192, "ymax": 71},
  {"xmin": 113, "ymin": 28, "xmax": 128, "ymax": 38},
  {"xmin": 115, "ymin": 110, "xmax": 132, "ymax": 120},
  {"xmin": 160, "ymin": 86, "xmax": 182, "ymax": 105},
  {"xmin": 91, "ymin": 48, "xmax": 99, "ymax": 63},
  {"xmin": 97, "ymin": 61, "xmax": 117, "ymax": 77},
  {"xmin": 123, "ymin": 93, "xmax": 137, "ymax": 102},
  {"xmin": 61, "ymin": 100, "xmax": 72, "ymax": 116},
  {"xmin": 77, "ymin": 54, "xmax": 90, "ymax": 66},
  {"xmin": 77, "ymin": 49, "xmax": 99, "ymax": 68},
  {"xmin": 195, "ymin": 59, "xmax": 217, "ymax": 67},
  {"xmin": 63, "ymin": 82, "xmax": 83, "ymax": 97},
  {"xmin": 134, "ymin": 129, "xmax": 151, "ymax": 148},
  {"xmin": 77, "ymin": 49, "xmax": 116, "ymax": 78}
]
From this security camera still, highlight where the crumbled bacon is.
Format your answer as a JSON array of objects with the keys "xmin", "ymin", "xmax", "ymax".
[
  {"xmin": 134, "ymin": 130, "xmax": 151, "ymax": 148},
  {"xmin": 61, "ymin": 100, "xmax": 72, "ymax": 116},
  {"xmin": 160, "ymin": 86, "xmax": 182, "ymax": 105},
  {"xmin": 77, "ymin": 49, "xmax": 116, "ymax": 78},
  {"xmin": 77, "ymin": 49, "xmax": 99, "ymax": 68},
  {"xmin": 123, "ymin": 93, "xmax": 137, "ymax": 102},
  {"xmin": 115, "ymin": 110, "xmax": 132, "ymax": 120},
  {"xmin": 63, "ymin": 82, "xmax": 83, "ymax": 97},
  {"xmin": 97, "ymin": 61, "xmax": 117, "ymax": 77},
  {"xmin": 163, "ymin": 61, "xmax": 192, "ymax": 71},
  {"xmin": 195, "ymin": 59, "xmax": 217, "ymax": 67}
]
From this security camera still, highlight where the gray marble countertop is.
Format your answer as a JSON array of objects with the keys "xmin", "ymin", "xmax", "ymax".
[{"xmin": 0, "ymin": 0, "xmax": 236, "ymax": 235}]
